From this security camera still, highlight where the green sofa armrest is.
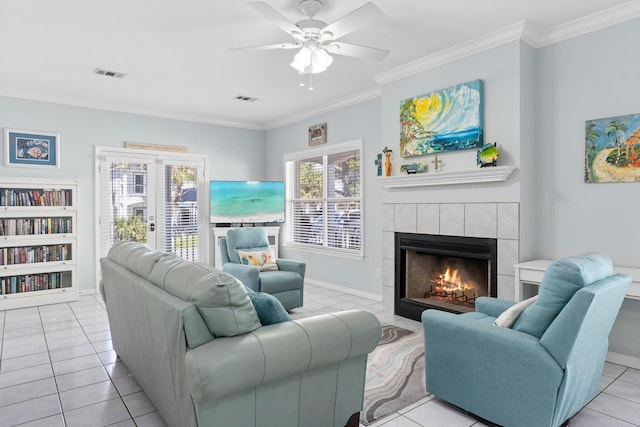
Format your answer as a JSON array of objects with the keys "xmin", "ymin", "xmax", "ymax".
[
  {"xmin": 222, "ymin": 262, "xmax": 260, "ymax": 291},
  {"xmin": 185, "ymin": 310, "xmax": 381, "ymax": 404},
  {"xmin": 474, "ymin": 296, "xmax": 516, "ymax": 318}
]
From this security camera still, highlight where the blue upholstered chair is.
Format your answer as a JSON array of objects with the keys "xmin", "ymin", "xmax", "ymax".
[
  {"xmin": 422, "ymin": 253, "xmax": 630, "ymax": 427},
  {"xmin": 219, "ymin": 227, "xmax": 305, "ymax": 310}
]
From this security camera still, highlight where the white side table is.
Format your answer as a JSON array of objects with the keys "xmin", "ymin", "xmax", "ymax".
[{"xmin": 514, "ymin": 259, "xmax": 640, "ymax": 301}]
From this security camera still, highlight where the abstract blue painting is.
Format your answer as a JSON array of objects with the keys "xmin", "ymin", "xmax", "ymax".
[{"xmin": 400, "ymin": 80, "xmax": 483, "ymax": 158}]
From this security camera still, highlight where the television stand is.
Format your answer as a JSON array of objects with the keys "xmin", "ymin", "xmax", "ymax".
[{"xmin": 210, "ymin": 226, "xmax": 280, "ymax": 269}]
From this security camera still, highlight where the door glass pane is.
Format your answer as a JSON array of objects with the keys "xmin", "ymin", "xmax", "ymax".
[
  {"xmin": 163, "ymin": 165, "xmax": 199, "ymax": 261},
  {"xmin": 109, "ymin": 162, "xmax": 149, "ymax": 246}
]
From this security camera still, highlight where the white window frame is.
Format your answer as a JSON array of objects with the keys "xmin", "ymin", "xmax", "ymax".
[
  {"xmin": 133, "ymin": 173, "xmax": 145, "ymax": 194},
  {"xmin": 283, "ymin": 139, "xmax": 363, "ymax": 259}
]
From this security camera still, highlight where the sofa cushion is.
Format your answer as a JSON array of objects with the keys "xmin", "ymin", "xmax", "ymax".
[
  {"xmin": 145, "ymin": 255, "xmax": 261, "ymax": 337},
  {"xmin": 147, "ymin": 253, "xmax": 185, "ymax": 290},
  {"xmin": 108, "ymin": 241, "xmax": 165, "ymax": 277},
  {"xmin": 259, "ymin": 271, "xmax": 303, "ymax": 294},
  {"xmin": 494, "ymin": 295, "xmax": 538, "ymax": 328},
  {"xmin": 238, "ymin": 249, "xmax": 279, "ymax": 271},
  {"xmin": 246, "ymin": 289, "xmax": 292, "ymax": 325},
  {"xmin": 513, "ymin": 253, "xmax": 613, "ymax": 338}
]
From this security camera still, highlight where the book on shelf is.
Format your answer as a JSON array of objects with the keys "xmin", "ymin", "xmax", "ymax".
[
  {"xmin": 0, "ymin": 188, "xmax": 72, "ymax": 207},
  {"xmin": 1, "ymin": 271, "xmax": 70, "ymax": 295}
]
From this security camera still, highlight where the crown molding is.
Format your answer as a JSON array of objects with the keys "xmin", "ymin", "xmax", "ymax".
[
  {"xmin": 537, "ymin": 0, "xmax": 640, "ymax": 46},
  {"xmin": 373, "ymin": 22, "xmax": 528, "ymax": 86},
  {"xmin": 373, "ymin": 0, "xmax": 640, "ymax": 85},
  {"xmin": 0, "ymin": 90, "xmax": 265, "ymax": 130},
  {"xmin": 264, "ymin": 86, "xmax": 382, "ymax": 130}
]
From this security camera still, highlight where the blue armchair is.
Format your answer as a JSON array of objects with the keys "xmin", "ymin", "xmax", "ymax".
[
  {"xmin": 422, "ymin": 253, "xmax": 630, "ymax": 427},
  {"xmin": 220, "ymin": 227, "xmax": 305, "ymax": 310}
]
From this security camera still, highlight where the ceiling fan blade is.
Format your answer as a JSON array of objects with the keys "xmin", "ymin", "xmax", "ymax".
[
  {"xmin": 321, "ymin": 2, "xmax": 384, "ymax": 40},
  {"xmin": 247, "ymin": 2, "xmax": 301, "ymax": 36},
  {"xmin": 325, "ymin": 42, "xmax": 389, "ymax": 61},
  {"xmin": 230, "ymin": 42, "xmax": 300, "ymax": 52}
]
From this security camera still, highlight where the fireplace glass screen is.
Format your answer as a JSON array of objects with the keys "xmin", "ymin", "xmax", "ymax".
[
  {"xmin": 405, "ymin": 252, "xmax": 489, "ymax": 313},
  {"xmin": 395, "ymin": 233, "xmax": 497, "ymax": 321}
]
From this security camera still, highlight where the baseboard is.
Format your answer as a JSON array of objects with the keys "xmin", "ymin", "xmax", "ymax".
[
  {"xmin": 606, "ymin": 351, "xmax": 640, "ymax": 369},
  {"xmin": 305, "ymin": 278, "xmax": 382, "ymax": 302},
  {"xmin": 79, "ymin": 289, "xmax": 97, "ymax": 296}
]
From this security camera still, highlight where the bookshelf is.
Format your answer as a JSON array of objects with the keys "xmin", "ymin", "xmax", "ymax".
[{"xmin": 0, "ymin": 178, "xmax": 78, "ymax": 310}]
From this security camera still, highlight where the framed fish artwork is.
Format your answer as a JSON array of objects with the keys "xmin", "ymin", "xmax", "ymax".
[{"xmin": 4, "ymin": 128, "xmax": 60, "ymax": 168}]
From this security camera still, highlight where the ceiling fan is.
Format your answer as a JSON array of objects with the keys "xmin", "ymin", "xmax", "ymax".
[{"xmin": 233, "ymin": 0, "xmax": 389, "ymax": 83}]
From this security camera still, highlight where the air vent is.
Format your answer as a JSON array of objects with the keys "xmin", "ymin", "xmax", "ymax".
[
  {"xmin": 93, "ymin": 68, "xmax": 127, "ymax": 79},
  {"xmin": 234, "ymin": 95, "xmax": 259, "ymax": 102}
]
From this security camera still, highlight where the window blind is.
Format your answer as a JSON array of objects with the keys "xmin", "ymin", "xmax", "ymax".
[{"xmin": 285, "ymin": 140, "xmax": 362, "ymax": 256}]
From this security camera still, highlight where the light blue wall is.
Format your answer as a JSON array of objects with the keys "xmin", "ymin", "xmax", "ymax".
[
  {"xmin": 0, "ymin": 96, "xmax": 265, "ymax": 290},
  {"xmin": 535, "ymin": 17, "xmax": 640, "ymax": 358},
  {"xmin": 519, "ymin": 41, "xmax": 540, "ymax": 262},
  {"xmin": 536, "ymin": 18, "xmax": 640, "ymax": 266},
  {"xmin": 265, "ymin": 99, "xmax": 383, "ymax": 295}
]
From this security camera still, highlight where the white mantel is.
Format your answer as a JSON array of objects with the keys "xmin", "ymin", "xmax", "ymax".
[{"xmin": 377, "ymin": 165, "xmax": 516, "ymax": 189}]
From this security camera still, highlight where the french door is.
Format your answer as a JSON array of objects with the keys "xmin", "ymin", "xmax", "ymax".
[{"xmin": 95, "ymin": 147, "xmax": 209, "ymax": 285}]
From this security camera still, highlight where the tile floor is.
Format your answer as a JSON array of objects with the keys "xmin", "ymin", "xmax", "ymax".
[{"xmin": 0, "ymin": 284, "xmax": 639, "ymax": 427}]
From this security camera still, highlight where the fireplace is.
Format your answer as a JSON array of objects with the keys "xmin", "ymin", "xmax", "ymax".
[{"xmin": 395, "ymin": 233, "xmax": 497, "ymax": 321}]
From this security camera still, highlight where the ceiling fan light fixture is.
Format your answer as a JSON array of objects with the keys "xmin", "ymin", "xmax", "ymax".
[
  {"xmin": 312, "ymin": 46, "xmax": 333, "ymax": 72},
  {"xmin": 290, "ymin": 46, "xmax": 311, "ymax": 73},
  {"xmin": 290, "ymin": 44, "xmax": 333, "ymax": 75}
]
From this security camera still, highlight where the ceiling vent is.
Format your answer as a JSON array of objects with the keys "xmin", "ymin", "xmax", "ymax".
[
  {"xmin": 234, "ymin": 95, "xmax": 259, "ymax": 102},
  {"xmin": 93, "ymin": 68, "xmax": 127, "ymax": 79}
]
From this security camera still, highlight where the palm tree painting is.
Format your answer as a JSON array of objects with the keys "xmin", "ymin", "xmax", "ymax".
[
  {"xmin": 400, "ymin": 80, "xmax": 483, "ymax": 158},
  {"xmin": 585, "ymin": 113, "xmax": 640, "ymax": 183}
]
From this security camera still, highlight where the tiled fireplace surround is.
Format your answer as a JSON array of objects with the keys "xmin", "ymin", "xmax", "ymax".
[{"xmin": 380, "ymin": 202, "xmax": 520, "ymax": 315}]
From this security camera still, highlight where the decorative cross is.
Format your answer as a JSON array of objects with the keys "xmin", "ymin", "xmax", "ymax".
[
  {"xmin": 431, "ymin": 154, "xmax": 442, "ymax": 172},
  {"xmin": 374, "ymin": 153, "xmax": 383, "ymax": 176}
]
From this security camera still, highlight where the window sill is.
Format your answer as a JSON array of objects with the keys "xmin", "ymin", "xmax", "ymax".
[{"xmin": 282, "ymin": 243, "xmax": 364, "ymax": 261}]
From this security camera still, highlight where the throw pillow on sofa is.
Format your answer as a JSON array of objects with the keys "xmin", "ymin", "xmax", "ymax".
[
  {"xmin": 245, "ymin": 287, "xmax": 292, "ymax": 325},
  {"xmin": 494, "ymin": 295, "xmax": 538, "ymax": 328},
  {"xmin": 159, "ymin": 260, "xmax": 261, "ymax": 337}
]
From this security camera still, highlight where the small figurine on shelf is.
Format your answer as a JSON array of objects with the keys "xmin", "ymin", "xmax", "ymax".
[
  {"xmin": 431, "ymin": 154, "xmax": 442, "ymax": 172},
  {"xmin": 477, "ymin": 142, "xmax": 499, "ymax": 167},
  {"xmin": 382, "ymin": 146, "xmax": 392, "ymax": 176},
  {"xmin": 374, "ymin": 153, "xmax": 383, "ymax": 176},
  {"xmin": 400, "ymin": 162, "xmax": 427, "ymax": 174}
]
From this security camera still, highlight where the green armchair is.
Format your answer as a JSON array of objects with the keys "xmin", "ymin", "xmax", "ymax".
[
  {"xmin": 422, "ymin": 253, "xmax": 630, "ymax": 427},
  {"xmin": 220, "ymin": 227, "xmax": 305, "ymax": 310}
]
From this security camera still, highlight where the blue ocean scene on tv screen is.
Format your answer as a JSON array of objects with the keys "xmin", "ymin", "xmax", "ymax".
[{"xmin": 210, "ymin": 181, "xmax": 285, "ymax": 223}]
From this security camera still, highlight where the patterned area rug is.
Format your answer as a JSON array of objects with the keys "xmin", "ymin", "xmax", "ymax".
[{"xmin": 361, "ymin": 325, "xmax": 427, "ymax": 425}]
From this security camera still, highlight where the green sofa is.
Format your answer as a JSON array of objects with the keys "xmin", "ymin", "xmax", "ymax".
[{"xmin": 100, "ymin": 241, "xmax": 380, "ymax": 427}]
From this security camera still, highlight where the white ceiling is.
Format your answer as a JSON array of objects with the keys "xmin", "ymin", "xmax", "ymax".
[{"xmin": 1, "ymin": 0, "xmax": 639, "ymax": 129}]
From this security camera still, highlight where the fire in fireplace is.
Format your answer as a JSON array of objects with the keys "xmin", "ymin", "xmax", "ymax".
[
  {"xmin": 395, "ymin": 233, "xmax": 497, "ymax": 321},
  {"xmin": 431, "ymin": 266, "xmax": 479, "ymax": 305}
]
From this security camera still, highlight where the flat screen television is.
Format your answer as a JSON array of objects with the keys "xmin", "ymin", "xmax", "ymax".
[{"xmin": 210, "ymin": 180, "xmax": 285, "ymax": 224}]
